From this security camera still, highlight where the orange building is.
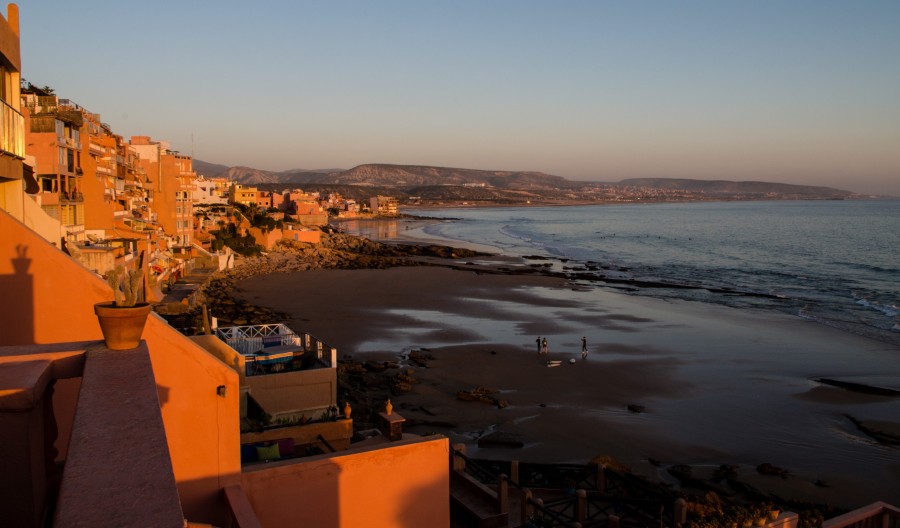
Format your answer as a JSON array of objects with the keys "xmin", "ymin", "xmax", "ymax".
[
  {"xmin": 21, "ymin": 90, "xmax": 85, "ymax": 243},
  {"xmin": 229, "ymin": 182, "xmax": 258, "ymax": 205},
  {"xmin": 130, "ymin": 135, "xmax": 196, "ymax": 257}
]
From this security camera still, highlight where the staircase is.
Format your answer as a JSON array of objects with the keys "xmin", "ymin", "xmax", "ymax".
[{"xmin": 449, "ymin": 444, "xmax": 686, "ymax": 528}]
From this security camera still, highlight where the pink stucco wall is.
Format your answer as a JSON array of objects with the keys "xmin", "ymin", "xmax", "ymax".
[{"xmin": 241, "ymin": 436, "xmax": 450, "ymax": 528}]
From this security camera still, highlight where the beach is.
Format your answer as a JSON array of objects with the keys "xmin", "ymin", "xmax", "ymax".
[{"xmin": 234, "ymin": 248, "xmax": 900, "ymax": 510}]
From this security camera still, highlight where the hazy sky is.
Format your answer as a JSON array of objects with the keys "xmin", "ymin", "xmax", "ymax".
[{"xmin": 19, "ymin": 1, "xmax": 900, "ymax": 194}]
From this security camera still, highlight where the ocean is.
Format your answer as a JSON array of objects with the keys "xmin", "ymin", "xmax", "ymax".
[{"xmin": 409, "ymin": 200, "xmax": 900, "ymax": 347}]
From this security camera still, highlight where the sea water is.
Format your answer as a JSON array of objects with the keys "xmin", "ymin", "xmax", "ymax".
[{"xmin": 414, "ymin": 200, "xmax": 900, "ymax": 347}]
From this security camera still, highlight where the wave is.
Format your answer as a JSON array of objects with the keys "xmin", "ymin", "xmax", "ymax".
[
  {"xmin": 833, "ymin": 261, "xmax": 900, "ymax": 275},
  {"xmin": 855, "ymin": 298, "xmax": 900, "ymax": 318}
]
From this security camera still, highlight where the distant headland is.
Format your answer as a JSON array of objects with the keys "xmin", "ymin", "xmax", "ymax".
[{"xmin": 193, "ymin": 161, "xmax": 876, "ymax": 206}]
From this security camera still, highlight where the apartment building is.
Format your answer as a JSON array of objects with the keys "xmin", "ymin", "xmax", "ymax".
[
  {"xmin": 370, "ymin": 194, "xmax": 399, "ymax": 216},
  {"xmin": 21, "ymin": 89, "xmax": 87, "ymax": 243},
  {"xmin": 229, "ymin": 182, "xmax": 258, "ymax": 205},
  {"xmin": 130, "ymin": 135, "xmax": 196, "ymax": 256},
  {"xmin": 193, "ymin": 175, "xmax": 229, "ymax": 204}
]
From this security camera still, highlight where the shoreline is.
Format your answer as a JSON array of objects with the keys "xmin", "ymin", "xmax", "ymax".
[{"xmin": 195, "ymin": 227, "xmax": 900, "ymax": 515}]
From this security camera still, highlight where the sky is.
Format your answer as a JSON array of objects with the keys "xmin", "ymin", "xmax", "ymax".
[{"xmin": 18, "ymin": 1, "xmax": 900, "ymax": 195}]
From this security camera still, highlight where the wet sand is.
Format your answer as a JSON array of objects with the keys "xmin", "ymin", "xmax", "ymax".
[{"xmin": 236, "ymin": 259, "xmax": 900, "ymax": 509}]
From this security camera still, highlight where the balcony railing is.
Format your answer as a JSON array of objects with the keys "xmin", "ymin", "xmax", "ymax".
[
  {"xmin": 215, "ymin": 324, "xmax": 337, "ymax": 376},
  {"xmin": 61, "ymin": 191, "xmax": 84, "ymax": 203},
  {"xmin": 0, "ymin": 99, "xmax": 25, "ymax": 158},
  {"xmin": 822, "ymin": 502, "xmax": 900, "ymax": 528}
]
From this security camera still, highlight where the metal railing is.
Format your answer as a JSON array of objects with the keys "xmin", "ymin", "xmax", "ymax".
[
  {"xmin": 215, "ymin": 324, "xmax": 338, "ymax": 371},
  {"xmin": 215, "ymin": 323, "xmax": 300, "ymax": 350},
  {"xmin": 61, "ymin": 191, "xmax": 84, "ymax": 203}
]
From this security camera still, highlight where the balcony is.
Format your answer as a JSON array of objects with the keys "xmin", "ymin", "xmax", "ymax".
[
  {"xmin": 37, "ymin": 191, "xmax": 59, "ymax": 207},
  {"xmin": 0, "ymin": 98, "xmax": 25, "ymax": 158},
  {"xmin": 60, "ymin": 191, "xmax": 84, "ymax": 203},
  {"xmin": 214, "ymin": 323, "xmax": 336, "ymax": 377},
  {"xmin": 64, "ymin": 223, "xmax": 85, "ymax": 234}
]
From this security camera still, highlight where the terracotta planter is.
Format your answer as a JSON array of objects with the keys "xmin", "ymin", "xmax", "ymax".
[{"xmin": 94, "ymin": 302, "xmax": 152, "ymax": 350}]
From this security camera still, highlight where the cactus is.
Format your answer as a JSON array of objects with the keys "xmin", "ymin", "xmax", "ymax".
[{"xmin": 106, "ymin": 266, "xmax": 144, "ymax": 306}]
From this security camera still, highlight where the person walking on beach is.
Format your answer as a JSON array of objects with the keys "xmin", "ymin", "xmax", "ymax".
[
  {"xmin": 536, "ymin": 336, "xmax": 542, "ymax": 354},
  {"xmin": 541, "ymin": 337, "xmax": 549, "ymax": 355},
  {"xmin": 581, "ymin": 336, "xmax": 588, "ymax": 359}
]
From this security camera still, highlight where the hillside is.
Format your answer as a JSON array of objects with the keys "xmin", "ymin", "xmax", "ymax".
[
  {"xmin": 618, "ymin": 178, "xmax": 853, "ymax": 198},
  {"xmin": 314, "ymin": 164, "xmax": 574, "ymax": 189},
  {"xmin": 194, "ymin": 162, "xmax": 573, "ymax": 189},
  {"xmin": 193, "ymin": 160, "xmax": 856, "ymax": 202}
]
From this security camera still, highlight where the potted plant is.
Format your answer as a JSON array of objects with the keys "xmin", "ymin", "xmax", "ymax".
[{"xmin": 93, "ymin": 266, "xmax": 152, "ymax": 350}]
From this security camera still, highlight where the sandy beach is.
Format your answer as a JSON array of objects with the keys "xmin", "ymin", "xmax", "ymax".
[{"xmin": 234, "ymin": 249, "xmax": 900, "ymax": 510}]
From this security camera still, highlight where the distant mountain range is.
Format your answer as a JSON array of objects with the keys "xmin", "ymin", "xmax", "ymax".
[{"xmin": 191, "ymin": 160, "xmax": 856, "ymax": 200}]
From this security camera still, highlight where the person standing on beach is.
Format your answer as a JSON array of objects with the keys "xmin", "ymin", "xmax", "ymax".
[
  {"xmin": 581, "ymin": 336, "xmax": 588, "ymax": 359},
  {"xmin": 536, "ymin": 336, "xmax": 542, "ymax": 354},
  {"xmin": 541, "ymin": 337, "xmax": 549, "ymax": 355}
]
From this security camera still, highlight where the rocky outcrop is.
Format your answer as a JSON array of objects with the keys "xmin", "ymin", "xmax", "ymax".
[{"xmin": 456, "ymin": 387, "xmax": 508, "ymax": 409}]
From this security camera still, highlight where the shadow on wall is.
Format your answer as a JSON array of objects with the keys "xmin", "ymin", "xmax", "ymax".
[
  {"xmin": 241, "ymin": 437, "xmax": 450, "ymax": 528},
  {"xmin": 0, "ymin": 244, "xmax": 35, "ymax": 345},
  {"xmin": 395, "ymin": 469, "xmax": 451, "ymax": 528}
]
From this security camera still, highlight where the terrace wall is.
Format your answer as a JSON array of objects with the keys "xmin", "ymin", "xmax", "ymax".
[
  {"xmin": 0, "ymin": 209, "xmax": 241, "ymax": 525},
  {"xmin": 241, "ymin": 436, "xmax": 450, "ymax": 528},
  {"xmin": 247, "ymin": 366, "xmax": 336, "ymax": 418}
]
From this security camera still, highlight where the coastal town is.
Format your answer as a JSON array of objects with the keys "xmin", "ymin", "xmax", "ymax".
[{"xmin": 1, "ymin": 5, "xmax": 898, "ymax": 528}]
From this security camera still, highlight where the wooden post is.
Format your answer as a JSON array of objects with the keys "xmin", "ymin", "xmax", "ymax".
[
  {"xmin": 451, "ymin": 444, "xmax": 466, "ymax": 472},
  {"xmin": 576, "ymin": 489, "xmax": 587, "ymax": 524},
  {"xmin": 498, "ymin": 474, "xmax": 508, "ymax": 514},
  {"xmin": 510, "ymin": 460, "xmax": 520, "ymax": 485},
  {"xmin": 201, "ymin": 304, "xmax": 211, "ymax": 334},
  {"xmin": 674, "ymin": 498, "xmax": 687, "ymax": 526},
  {"xmin": 597, "ymin": 463, "xmax": 606, "ymax": 493},
  {"xmin": 522, "ymin": 488, "xmax": 533, "ymax": 523},
  {"xmin": 608, "ymin": 514, "xmax": 619, "ymax": 528}
]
